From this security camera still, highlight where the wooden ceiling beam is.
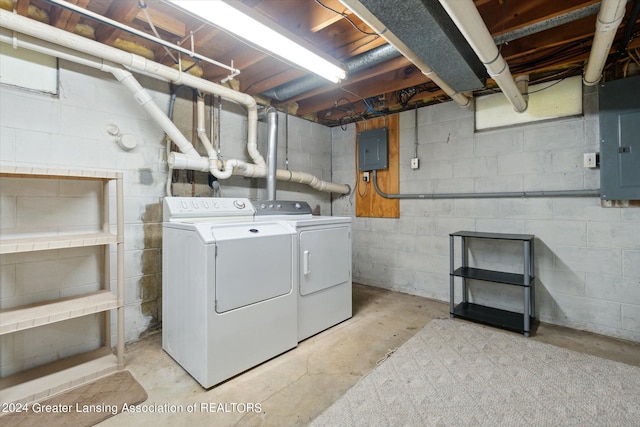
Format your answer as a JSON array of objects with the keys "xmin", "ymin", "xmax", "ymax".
[
  {"xmin": 499, "ymin": 17, "xmax": 596, "ymax": 60},
  {"xmin": 295, "ymin": 65, "xmax": 428, "ymax": 115},
  {"xmin": 134, "ymin": 7, "xmax": 186, "ymax": 38},
  {"xmin": 243, "ymin": 68, "xmax": 307, "ymax": 96},
  {"xmin": 49, "ymin": 0, "xmax": 90, "ymax": 32},
  {"xmin": 309, "ymin": 0, "xmax": 354, "ymax": 33},
  {"xmin": 207, "ymin": 48, "xmax": 272, "ymax": 84},
  {"xmin": 94, "ymin": 1, "xmax": 141, "ymax": 45},
  {"xmin": 281, "ymin": 55, "xmax": 412, "ymax": 105},
  {"xmin": 15, "ymin": 0, "xmax": 30, "ymax": 16},
  {"xmin": 479, "ymin": 0, "xmax": 600, "ymax": 35}
]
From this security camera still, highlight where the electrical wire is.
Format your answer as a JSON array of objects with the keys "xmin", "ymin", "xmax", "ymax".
[
  {"xmin": 313, "ymin": 0, "xmax": 378, "ymax": 36},
  {"xmin": 356, "ymin": 176, "xmax": 369, "ymax": 198},
  {"xmin": 526, "ymin": 77, "xmax": 568, "ymax": 95},
  {"xmin": 345, "ymin": 34, "xmax": 381, "ymax": 56}
]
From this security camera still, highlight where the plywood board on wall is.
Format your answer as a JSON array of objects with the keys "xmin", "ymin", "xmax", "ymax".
[{"xmin": 355, "ymin": 115, "xmax": 399, "ymax": 218}]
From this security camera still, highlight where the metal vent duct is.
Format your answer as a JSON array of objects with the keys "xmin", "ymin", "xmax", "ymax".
[
  {"xmin": 261, "ymin": 44, "xmax": 401, "ymax": 101},
  {"xmin": 355, "ymin": 0, "xmax": 486, "ymax": 92}
]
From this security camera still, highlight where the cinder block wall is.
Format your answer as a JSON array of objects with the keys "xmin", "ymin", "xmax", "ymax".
[
  {"xmin": 169, "ymin": 98, "xmax": 334, "ymax": 215},
  {"xmin": 333, "ymin": 85, "xmax": 640, "ymax": 342},
  {"xmin": 0, "ymin": 58, "xmax": 333, "ymax": 376}
]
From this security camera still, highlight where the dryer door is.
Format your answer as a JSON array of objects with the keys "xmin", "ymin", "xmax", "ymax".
[
  {"xmin": 212, "ymin": 222, "xmax": 293, "ymax": 313},
  {"xmin": 299, "ymin": 226, "xmax": 350, "ymax": 296}
]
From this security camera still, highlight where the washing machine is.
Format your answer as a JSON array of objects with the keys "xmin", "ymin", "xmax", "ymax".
[
  {"xmin": 253, "ymin": 201, "xmax": 352, "ymax": 341},
  {"xmin": 162, "ymin": 197, "xmax": 297, "ymax": 388}
]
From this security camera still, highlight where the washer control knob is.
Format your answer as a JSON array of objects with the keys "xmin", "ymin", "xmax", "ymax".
[
  {"xmin": 181, "ymin": 201, "xmax": 188, "ymax": 209},
  {"xmin": 294, "ymin": 202, "xmax": 302, "ymax": 209},
  {"xmin": 192, "ymin": 200, "xmax": 199, "ymax": 209},
  {"xmin": 233, "ymin": 200, "xmax": 246, "ymax": 209}
]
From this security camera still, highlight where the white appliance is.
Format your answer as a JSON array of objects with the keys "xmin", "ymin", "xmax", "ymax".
[
  {"xmin": 162, "ymin": 197, "xmax": 297, "ymax": 388},
  {"xmin": 253, "ymin": 201, "xmax": 352, "ymax": 341}
]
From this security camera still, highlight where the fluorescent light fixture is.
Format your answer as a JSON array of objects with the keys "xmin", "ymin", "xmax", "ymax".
[{"xmin": 168, "ymin": 0, "xmax": 346, "ymax": 83}]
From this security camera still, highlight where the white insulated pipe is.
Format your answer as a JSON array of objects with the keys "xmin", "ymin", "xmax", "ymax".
[
  {"xmin": 111, "ymin": 67, "xmax": 204, "ymax": 158},
  {"xmin": 1, "ymin": 9, "xmax": 350, "ymax": 194},
  {"xmin": 0, "ymin": 38, "xmax": 200, "ymax": 163},
  {"xmin": 439, "ymin": 0, "xmax": 528, "ymax": 113},
  {"xmin": 46, "ymin": 0, "xmax": 240, "ymax": 78},
  {"xmin": 339, "ymin": 0, "xmax": 472, "ymax": 108},
  {"xmin": 0, "ymin": 9, "xmax": 263, "ymax": 167},
  {"xmin": 275, "ymin": 169, "xmax": 350, "ymax": 194},
  {"xmin": 583, "ymin": 0, "xmax": 627, "ymax": 86},
  {"xmin": 0, "ymin": 24, "xmax": 201, "ymax": 159},
  {"xmin": 169, "ymin": 152, "xmax": 351, "ymax": 194}
]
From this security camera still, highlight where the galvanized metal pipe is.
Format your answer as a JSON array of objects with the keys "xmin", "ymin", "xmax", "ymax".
[
  {"xmin": 493, "ymin": 3, "xmax": 603, "ymax": 45},
  {"xmin": 266, "ymin": 107, "xmax": 278, "ymax": 201},
  {"xmin": 372, "ymin": 171, "xmax": 600, "ymax": 199}
]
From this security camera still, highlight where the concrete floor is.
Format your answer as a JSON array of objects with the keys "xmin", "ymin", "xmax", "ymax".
[{"xmin": 99, "ymin": 283, "xmax": 640, "ymax": 426}]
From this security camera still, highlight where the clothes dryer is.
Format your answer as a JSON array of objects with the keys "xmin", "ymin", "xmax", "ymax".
[
  {"xmin": 162, "ymin": 197, "xmax": 297, "ymax": 388},
  {"xmin": 253, "ymin": 201, "xmax": 352, "ymax": 341}
]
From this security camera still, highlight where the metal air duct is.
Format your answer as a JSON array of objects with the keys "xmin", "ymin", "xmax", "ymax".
[
  {"xmin": 261, "ymin": 44, "xmax": 400, "ymax": 101},
  {"xmin": 340, "ymin": 0, "xmax": 473, "ymax": 108}
]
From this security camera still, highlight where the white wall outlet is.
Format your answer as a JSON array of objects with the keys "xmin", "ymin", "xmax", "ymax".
[
  {"xmin": 411, "ymin": 157, "xmax": 419, "ymax": 170},
  {"xmin": 363, "ymin": 171, "xmax": 370, "ymax": 182},
  {"xmin": 583, "ymin": 152, "xmax": 599, "ymax": 168}
]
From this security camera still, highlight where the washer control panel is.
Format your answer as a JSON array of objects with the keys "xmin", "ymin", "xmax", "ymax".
[
  {"xmin": 253, "ymin": 200, "xmax": 312, "ymax": 216},
  {"xmin": 163, "ymin": 197, "xmax": 255, "ymax": 221}
]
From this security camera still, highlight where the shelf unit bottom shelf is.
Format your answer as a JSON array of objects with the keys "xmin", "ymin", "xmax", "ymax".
[
  {"xmin": 452, "ymin": 302, "xmax": 535, "ymax": 334},
  {"xmin": 0, "ymin": 348, "xmax": 119, "ymax": 405}
]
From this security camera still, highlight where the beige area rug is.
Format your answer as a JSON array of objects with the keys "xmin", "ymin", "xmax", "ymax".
[
  {"xmin": 312, "ymin": 319, "xmax": 640, "ymax": 426},
  {"xmin": 1, "ymin": 370, "xmax": 147, "ymax": 427}
]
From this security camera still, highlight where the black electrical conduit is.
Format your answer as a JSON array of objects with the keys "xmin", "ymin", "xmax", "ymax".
[{"xmin": 371, "ymin": 170, "xmax": 600, "ymax": 199}]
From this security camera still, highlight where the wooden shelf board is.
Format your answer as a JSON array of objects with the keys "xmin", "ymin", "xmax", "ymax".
[
  {"xmin": 0, "ymin": 232, "xmax": 118, "ymax": 254},
  {"xmin": 0, "ymin": 290, "xmax": 118, "ymax": 335},
  {"xmin": 0, "ymin": 349, "xmax": 118, "ymax": 405},
  {"xmin": 0, "ymin": 166, "xmax": 121, "ymax": 180}
]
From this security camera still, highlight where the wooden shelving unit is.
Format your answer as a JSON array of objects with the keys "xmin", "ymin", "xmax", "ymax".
[
  {"xmin": 0, "ymin": 166, "xmax": 124, "ymax": 404},
  {"xmin": 449, "ymin": 231, "xmax": 536, "ymax": 336}
]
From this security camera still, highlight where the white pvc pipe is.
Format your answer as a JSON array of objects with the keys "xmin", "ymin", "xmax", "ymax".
[
  {"xmin": 439, "ymin": 0, "xmax": 528, "ymax": 113},
  {"xmin": 583, "ymin": 0, "xmax": 627, "ymax": 86},
  {"xmin": 110, "ymin": 67, "xmax": 203, "ymax": 158},
  {"xmin": 0, "ymin": 9, "xmax": 263, "ymax": 166},
  {"xmin": 276, "ymin": 169, "xmax": 350, "ymax": 194},
  {"xmin": 0, "ymin": 25, "xmax": 202, "ymax": 159},
  {"xmin": 195, "ymin": 95, "xmax": 235, "ymax": 179},
  {"xmin": 47, "ymin": 0, "xmax": 240, "ymax": 78},
  {"xmin": 169, "ymin": 152, "xmax": 350, "ymax": 194},
  {"xmin": 1, "ymin": 10, "xmax": 350, "ymax": 194},
  {"xmin": 339, "ymin": 0, "xmax": 471, "ymax": 108}
]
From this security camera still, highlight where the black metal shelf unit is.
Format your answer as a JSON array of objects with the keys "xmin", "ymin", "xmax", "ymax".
[{"xmin": 449, "ymin": 231, "xmax": 536, "ymax": 337}]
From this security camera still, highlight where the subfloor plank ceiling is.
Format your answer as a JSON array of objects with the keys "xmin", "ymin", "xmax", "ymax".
[{"xmin": 5, "ymin": 0, "xmax": 640, "ymax": 126}]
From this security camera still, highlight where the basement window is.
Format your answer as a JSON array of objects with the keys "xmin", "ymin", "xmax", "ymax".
[
  {"xmin": 0, "ymin": 43, "xmax": 58, "ymax": 95},
  {"xmin": 475, "ymin": 75, "xmax": 582, "ymax": 131}
]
